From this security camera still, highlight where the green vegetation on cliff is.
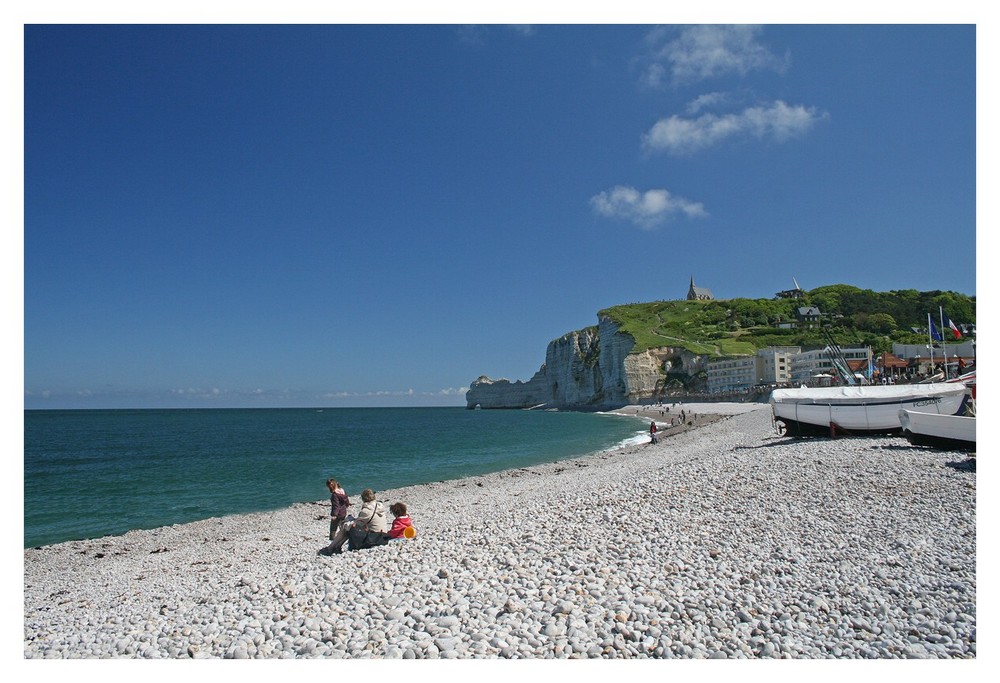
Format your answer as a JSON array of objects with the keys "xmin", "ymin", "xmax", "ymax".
[{"xmin": 599, "ymin": 285, "xmax": 975, "ymax": 358}]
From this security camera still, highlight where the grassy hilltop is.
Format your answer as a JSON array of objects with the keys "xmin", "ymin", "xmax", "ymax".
[{"xmin": 599, "ymin": 284, "xmax": 975, "ymax": 358}]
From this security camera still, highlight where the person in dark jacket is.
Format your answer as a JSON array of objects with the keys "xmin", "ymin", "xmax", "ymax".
[{"xmin": 319, "ymin": 478, "xmax": 350, "ymax": 555}]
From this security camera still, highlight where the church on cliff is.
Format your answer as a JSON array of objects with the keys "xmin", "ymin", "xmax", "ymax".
[{"xmin": 687, "ymin": 276, "xmax": 714, "ymax": 301}]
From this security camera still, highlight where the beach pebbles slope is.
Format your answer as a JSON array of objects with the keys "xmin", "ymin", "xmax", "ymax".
[{"xmin": 23, "ymin": 406, "xmax": 976, "ymax": 659}]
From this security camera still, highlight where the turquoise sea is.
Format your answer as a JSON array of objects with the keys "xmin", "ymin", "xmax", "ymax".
[{"xmin": 23, "ymin": 407, "xmax": 647, "ymax": 548}]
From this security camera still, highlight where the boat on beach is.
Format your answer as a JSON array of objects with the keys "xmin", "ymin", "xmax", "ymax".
[
  {"xmin": 899, "ymin": 408, "xmax": 976, "ymax": 451},
  {"xmin": 770, "ymin": 382, "xmax": 968, "ymax": 436}
]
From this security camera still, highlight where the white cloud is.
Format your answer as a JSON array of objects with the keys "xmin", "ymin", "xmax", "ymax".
[
  {"xmin": 640, "ymin": 62, "xmax": 667, "ymax": 90},
  {"xmin": 685, "ymin": 91, "xmax": 730, "ymax": 115},
  {"xmin": 643, "ymin": 100, "xmax": 826, "ymax": 155},
  {"xmin": 170, "ymin": 386, "xmax": 230, "ymax": 400},
  {"xmin": 322, "ymin": 388, "xmax": 417, "ymax": 399},
  {"xmin": 643, "ymin": 25, "xmax": 788, "ymax": 87},
  {"xmin": 458, "ymin": 25, "xmax": 535, "ymax": 45},
  {"xmin": 506, "ymin": 25, "xmax": 535, "ymax": 37},
  {"xmin": 590, "ymin": 186, "xmax": 707, "ymax": 229},
  {"xmin": 457, "ymin": 25, "xmax": 487, "ymax": 45}
]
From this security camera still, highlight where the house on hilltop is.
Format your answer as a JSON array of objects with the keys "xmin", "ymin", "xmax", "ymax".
[
  {"xmin": 776, "ymin": 277, "xmax": 805, "ymax": 299},
  {"xmin": 796, "ymin": 306, "xmax": 822, "ymax": 327},
  {"xmin": 687, "ymin": 276, "xmax": 714, "ymax": 301}
]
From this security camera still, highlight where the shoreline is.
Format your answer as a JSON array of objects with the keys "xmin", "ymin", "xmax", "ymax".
[
  {"xmin": 23, "ymin": 404, "xmax": 736, "ymax": 551},
  {"xmin": 605, "ymin": 401, "xmax": 763, "ymax": 440},
  {"xmin": 24, "ymin": 403, "xmax": 975, "ymax": 659}
]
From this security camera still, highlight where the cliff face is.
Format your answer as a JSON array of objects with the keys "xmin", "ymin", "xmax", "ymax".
[
  {"xmin": 466, "ymin": 317, "xmax": 706, "ymax": 409},
  {"xmin": 465, "ymin": 327, "xmax": 601, "ymax": 410}
]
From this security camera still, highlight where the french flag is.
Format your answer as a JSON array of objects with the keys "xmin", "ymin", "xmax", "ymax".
[{"xmin": 945, "ymin": 313, "xmax": 962, "ymax": 339}]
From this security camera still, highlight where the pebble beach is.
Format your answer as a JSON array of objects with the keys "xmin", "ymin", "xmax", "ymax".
[{"xmin": 22, "ymin": 403, "xmax": 976, "ymax": 660}]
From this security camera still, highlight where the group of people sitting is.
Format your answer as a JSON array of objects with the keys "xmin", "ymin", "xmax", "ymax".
[{"xmin": 319, "ymin": 478, "xmax": 415, "ymax": 555}]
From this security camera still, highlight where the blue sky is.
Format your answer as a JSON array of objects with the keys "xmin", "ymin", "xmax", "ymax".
[{"xmin": 22, "ymin": 21, "xmax": 979, "ymax": 409}]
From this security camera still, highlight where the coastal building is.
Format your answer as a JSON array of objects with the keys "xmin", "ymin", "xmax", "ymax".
[
  {"xmin": 775, "ymin": 277, "xmax": 805, "ymax": 299},
  {"xmin": 706, "ymin": 346, "xmax": 801, "ymax": 393},
  {"xmin": 755, "ymin": 346, "xmax": 800, "ymax": 385},
  {"xmin": 790, "ymin": 345, "xmax": 871, "ymax": 384},
  {"xmin": 893, "ymin": 341, "xmax": 976, "ymax": 376},
  {"xmin": 893, "ymin": 341, "xmax": 976, "ymax": 360},
  {"xmin": 706, "ymin": 356, "xmax": 756, "ymax": 393},
  {"xmin": 876, "ymin": 352, "xmax": 910, "ymax": 379},
  {"xmin": 687, "ymin": 276, "xmax": 714, "ymax": 301}
]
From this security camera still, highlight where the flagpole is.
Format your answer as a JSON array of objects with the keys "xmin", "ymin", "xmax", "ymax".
[
  {"xmin": 927, "ymin": 312, "xmax": 935, "ymax": 379},
  {"xmin": 940, "ymin": 306, "xmax": 948, "ymax": 380}
]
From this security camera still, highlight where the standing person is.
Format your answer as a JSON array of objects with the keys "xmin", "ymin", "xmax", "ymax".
[
  {"xmin": 649, "ymin": 420, "xmax": 658, "ymax": 444},
  {"xmin": 388, "ymin": 502, "xmax": 414, "ymax": 539},
  {"xmin": 326, "ymin": 479, "xmax": 350, "ymax": 541},
  {"xmin": 319, "ymin": 479, "xmax": 350, "ymax": 555}
]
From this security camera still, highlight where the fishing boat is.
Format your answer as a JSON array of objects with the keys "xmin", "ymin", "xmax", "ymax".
[
  {"xmin": 770, "ymin": 382, "xmax": 968, "ymax": 436},
  {"xmin": 899, "ymin": 408, "xmax": 976, "ymax": 451},
  {"xmin": 947, "ymin": 369, "xmax": 976, "ymax": 395}
]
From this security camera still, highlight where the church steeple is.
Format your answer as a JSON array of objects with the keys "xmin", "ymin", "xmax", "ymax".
[{"xmin": 687, "ymin": 276, "xmax": 714, "ymax": 301}]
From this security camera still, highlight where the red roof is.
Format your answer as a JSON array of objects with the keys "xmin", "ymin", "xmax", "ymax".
[{"xmin": 878, "ymin": 353, "xmax": 909, "ymax": 369}]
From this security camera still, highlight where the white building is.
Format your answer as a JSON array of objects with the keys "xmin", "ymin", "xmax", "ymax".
[
  {"xmin": 790, "ymin": 346, "xmax": 871, "ymax": 384},
  {"xmin": 893, "ymin": 341, "xmax": 976, "ymax": 361},
  {"xmin": 706, "ymin": 346, "xmax": 801, "ymax": 392},
  {"xmin": 893, "ymin": 341, "xmax": 975, "ymax": 377},
  {"xmin": 706, "ymin": 356, "xmax": 757, "ymax": 393},
  {"xmin": 756, "ymin": 346, "xmax": 800, "ymax": 385}
]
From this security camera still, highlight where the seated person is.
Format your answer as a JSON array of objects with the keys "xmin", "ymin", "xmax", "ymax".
[
  {"xmin": 388, "ymin": 502, "xmax": 415, "ymax": 539},
  {"xmin": 327, "ymin": 488, "xmax": 388, "ymax": 553}
]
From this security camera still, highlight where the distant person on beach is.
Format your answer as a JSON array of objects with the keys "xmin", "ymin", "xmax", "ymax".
[
  {"xmin": 649, "ymin": 421, "xmax": 658, "ymax": 444},
  {"xmin": 388, "ymin": 502, "xmax": 415, "ymax": 539},
  {"xmin": 325, "ymin": 488, "xmax": 388, "ymax": 553}
]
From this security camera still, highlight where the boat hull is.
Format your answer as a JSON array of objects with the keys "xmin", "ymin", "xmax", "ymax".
[
  {"xmin": 770, "ymin": 383, "xmax": 967, "ymax": 435},
  {"xmin": 899, "ymin": 409, "xmax": 976, "ymax": 451}
]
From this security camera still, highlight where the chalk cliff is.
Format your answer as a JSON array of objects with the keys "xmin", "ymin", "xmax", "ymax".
[{"xmin": 466, "ymin": 316, "xmax": 707, "ymax": 409}]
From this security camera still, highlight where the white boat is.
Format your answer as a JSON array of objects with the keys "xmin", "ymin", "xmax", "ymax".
[
  {"xmin": 899, "ymin": 409, "xmax": 976, "ymax": 451},
  {"xmin": 770, "ymin": 383, "xmax": 968, "ymax": 436}
]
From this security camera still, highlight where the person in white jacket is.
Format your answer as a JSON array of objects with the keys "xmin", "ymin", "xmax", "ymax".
[{"xmin": 324, "ymin": 488, "xmax": 388, "ymax": 554}]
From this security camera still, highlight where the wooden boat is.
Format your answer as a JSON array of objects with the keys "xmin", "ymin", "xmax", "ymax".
[
  {"xmin": 770, "ymin": 383, "xmax": 968, "ymax": 436},
  {"xmin": 899, "ymin": 408, "xmax": 976, "ymax": 451}
]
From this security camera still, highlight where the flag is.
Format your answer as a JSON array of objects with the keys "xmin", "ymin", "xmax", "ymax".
[
  {"xmin": 944, "ymin": 313, "xmax": 962, "ymax": 339},
  {"xmin": 929, "ymin": 319, "xmax": 943, "ymax": 341}
]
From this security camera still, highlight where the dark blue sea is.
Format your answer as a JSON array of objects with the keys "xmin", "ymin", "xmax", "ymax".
[{"xmin": 23, "ymin": 407, "xmax": 647, "ymax": 548}]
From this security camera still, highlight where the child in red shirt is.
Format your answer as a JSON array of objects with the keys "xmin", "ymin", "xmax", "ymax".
[{"xmin": 388, "ymin": 502, "xmax": 414, "ymax": 539}]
